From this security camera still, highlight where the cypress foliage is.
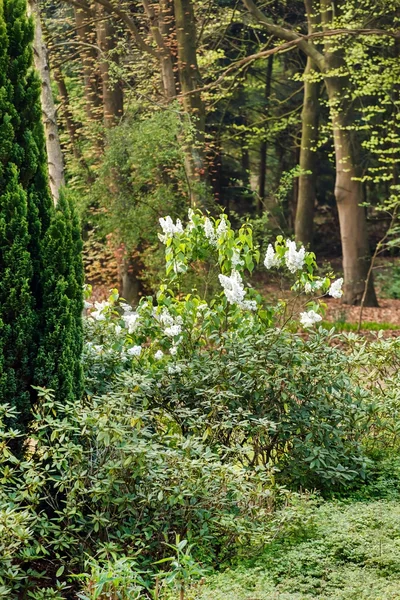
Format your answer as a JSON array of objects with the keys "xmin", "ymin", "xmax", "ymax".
[
  {"xmin": 0, "ymin": 0, "xmax": 38, "ymax": 431},
  {"xmin": 0, "ymin": 0, "xmax": 84, "ymax": 433},
  {"xmin": 35, "ymin": 193, "xmax": 84, "ymax": 403}
]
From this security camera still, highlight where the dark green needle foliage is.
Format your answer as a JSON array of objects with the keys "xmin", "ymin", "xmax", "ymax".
[
  {"xmin": 0, "ymin": 0, "xmax": 83, "ymax": 434},
  {"xmin": 35, "ymin": 193, "xmax": 84, "ymax": 404}
]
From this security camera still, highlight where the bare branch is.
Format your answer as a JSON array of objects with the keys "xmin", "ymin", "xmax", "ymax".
[
  {"xmin": 242, "ymin": 0, "xmax": 326, "ymax": 69},
  {"xmin": 58, "ymin": 0, "xmax": 158, "ymax": 57}
]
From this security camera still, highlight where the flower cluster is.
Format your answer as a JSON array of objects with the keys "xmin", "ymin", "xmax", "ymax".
[
  {"xmin": 300, "ymin": 310, "xmax": 322, "ymax": 328},
  {"xmin": 204, "ymin": 217, "xmax": 218, "ymax": 246},
  {"xmin": 285, "ymin": 240, "xmax": 306, "ymax": 273},
  {"xmin": 121, "ymin": 303, "xmax": 140, "ymax": 333},
  {"xmin": 218, "ymin": 270, "xmax": 257, "ymax": 311},
  {"xmin": 90, "ymin": 301, "xmax": 109, "ymax": 321},
  {"xmin": 203, "ymin": 216, "xmax": 228, "ymax": 246},
  {"xmin": 264, "ymin": 244, "xmax": 281, "ymax": 269},
  {"xmin": 264, "ymin": 240, "xmax": 306, "ymax": 273},
  {"xmin": 329, "ymin": 278, "xmax": 344, "ymax": 299},
  {"xmin": 158, "ymin": 216, "xmax": 184, "ymax": 243}
]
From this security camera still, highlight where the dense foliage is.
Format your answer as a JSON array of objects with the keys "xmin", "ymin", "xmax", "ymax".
[
  {"xmin": 2, "ymin": 0, "xmax": 400, "ymax": 598},
  {"xmin": 2, "ymin": 212, "xmax": 400, "ymax": 598},
  {"xmin": 0, "ymin": 0, "xmax": 83, "ymax": 435}
]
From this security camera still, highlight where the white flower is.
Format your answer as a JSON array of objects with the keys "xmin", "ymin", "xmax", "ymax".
[
  {"xmin": 241, "ymin": 299, "xmax": 258, "ymax": 311},
  {"xmin": 264, "ymin": 244, "xmax": 281, "ymax": 269},
  {"xmin": 154, "ymin": 350, "xmax": 164, "ymax": 360},
  {"xmin": 219, "ymin": 270, "xmax": 246, "ymax": 305},
  {"xmin": 115, "ymin": 324, "xmax": 122, "ymax": 335},
  {"xmin": 90, "ymin": 301, "xmax": 109, "ymax": 321},
  {"xmin": 165, "ymin": 324, "xmax": 182, "ymax": 337},
  {"xmin": 329, "ymin": 278, "xmax": 343, "ymax": 299},
  {"xmin": 187, "ymin": 208, "xmax": 196, "ymax": 231},
  {"xmin": 158, "ymin": 308, "xmax": 174, "ymax": 327},
  {"xmin": 232, "ymin": 249, "xmax": 244, "ymax": 268},
  {"xmin": 167, "ymin": 364, "xmax": 182, "ymax": 374},
  {"xmin": 197, "ymin": 303, "xmax": 208, "ymax": 315},
  {"xmin": 84, "ymin": 300, "xmax": 93, "ymax": 309},
  {"xmin": 204, "ymin": 217, "xmax": 217, "ymax": 246},
  {"xmin": 285, "ymin": 240, "xmax": 305, "ymax": 273},
  {"xmin": 158, "ymin": 216, "xmax": 184, "ymax": 243},
  {"xmin": 121, "ymin": 302, "xmax": 133, "ymax": 313},
  {"xmin": 218, "ymin": 270, "xmax": 256, "ymax": 310},
  {"xmin": 94, "ymin": 344, "xmax": 104, "ymax": 354},
  {"xmin": 123, "ymin": 312, "xmax": 140, "ymax": 334},
  {"xmin": 127, "ymin": 345, "xmax": 142, "ymax": 357},
  {"xmin": 216, "ymin": 217, "xmax": 228, "ymax": 237},
  {"xmin": 304, "ymin": 282, "xmax": 312, "ymax": 294},
  {"xmin": 300, "ymin": 310, "xmax": 322, "ymax": 328},
  {"xmin": 170, "ymin": 346, "xmax": 178, "ymax": 356},
  {"xmin": 314, "ymin": 279, "xmax": 324, "ymax": 290}
]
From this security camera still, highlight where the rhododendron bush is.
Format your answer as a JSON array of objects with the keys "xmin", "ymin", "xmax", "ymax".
[{"xmin": 84, "ymin": 211, "xmax": 367, "ymax": 489}]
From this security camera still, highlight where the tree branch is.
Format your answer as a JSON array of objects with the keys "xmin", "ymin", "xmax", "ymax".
[
  {"xmin": 181, "ymin": 27, "xmax": 400, "ymax": 97},
  {"xmin": 242, "ymin": 0, "xmax": 326, "ymax": 69},
  {"xmin": 59, "ymin": 0, "xmax": 158, "ymax": 57}
]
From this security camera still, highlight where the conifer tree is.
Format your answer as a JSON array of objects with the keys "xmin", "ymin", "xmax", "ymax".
[
  {"xmin": 0, "ymin": 0, "xmax": 83, "ymax": 433},
  {"xmin": 35, "ymin": 193, "xmax": 84, "ymax": 403}
]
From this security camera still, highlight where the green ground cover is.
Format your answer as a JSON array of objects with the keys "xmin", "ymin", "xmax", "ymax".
[{"xmin": 197, "ymin": 499, "xmax": 400, "ymax": 600}]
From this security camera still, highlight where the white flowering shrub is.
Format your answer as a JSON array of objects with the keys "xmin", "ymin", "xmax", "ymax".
[{"xmin": 82, "ymin": 210, "xmax": 367, "ymax": 491}]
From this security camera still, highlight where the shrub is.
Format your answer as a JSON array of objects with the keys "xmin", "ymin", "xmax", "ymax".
[{"xmin": 84, "ymin": 211, "xmax": 369, "ymax": 491}]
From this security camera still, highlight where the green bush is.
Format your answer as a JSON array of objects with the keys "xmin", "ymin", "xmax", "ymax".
[
  {"xmin": 0, "ymin": 386, "xmax": 286, "ymax": 597},
  {"xmin": 83, "ymin": 212, "xmax": 368, "ymax": 491}
]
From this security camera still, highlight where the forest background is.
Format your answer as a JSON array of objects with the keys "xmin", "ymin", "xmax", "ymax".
[{"xmin": 32, "ymin": 0, "xmax": 400, "ymax": 312}]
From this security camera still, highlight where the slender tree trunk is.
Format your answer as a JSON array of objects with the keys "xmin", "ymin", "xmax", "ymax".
[
  {"xmin": 174, "ymin": 0, "xmax": 207, "ymax": 207},
  {"xmin": 28, "ymin": 0, "xmax": 64, "ymax": 204},
  {"xmin": 53, "ymin": 68, "xmax": 81, "ymax": 159},
  {"xmin": 95, "ymin": 7, "xmax": 124, "ymax": 127},
  {"xmin": 295, "ymin": 56, "xmax": 319, "ymax": 246},
  {"xmin": 120, "ymin": 255, "xmax": 144, "ymax": 305},
  {"xmin": 143, "ymin": 0, "xmax": 177, "ymax": 99},
  {"xmin": 74, "ymin": 2, "xmax": 102, "ymax": 123},
  {"xmin": 159, "ymin": 0, "xmax": 180, "ymax": 94},
  {"xmin": 258, "ymin": 54, "xmax": 273, "ymax": 214}
]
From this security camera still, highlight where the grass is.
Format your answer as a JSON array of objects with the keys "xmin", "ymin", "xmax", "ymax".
[
  {"xmin": 321, "ymin": 320, "xmax": 400, "ymax": 332},
  {"xmin": 194, "ymin": 499, "xmax": 400, "ymax": 599}
]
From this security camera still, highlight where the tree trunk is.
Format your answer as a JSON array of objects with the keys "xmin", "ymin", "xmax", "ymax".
[
  {"xmin": 143, "ymin": 0, "xmax": 177, "ymax": 99},
  {"xmin": 174, "ymin": 0, "xmax": 207, "ymax": 207},
  {"xmin": 120, "ymin": 256, "xmax": 144, "ymax": 305},
  {"xmin": 258, "ymin": 54, "xmax": 273, "ymax": 214},
  {"xmin": 95, "ymin": 7, "xmax": 124, "ymax": 127},
  {"xmin": 325, "ymin": 75, "xmax": 377, "ymax": 306},
  {"xmin": 320, "ymin": 0, "xmax": 377, "ymax": 305},
  {"xmin": 74, "ymin": 2, "xmax": 102, "ymax": 123},
  {"xmin": 295, "ymin": 56, "xmax": 319, "ymax": 247},
  {"xmin": 53, "ymin": 68, "xmax": 81, "ymax": 158},
  {"xmin": 159, "ymin": 0, "xmax": 180, "ymax": 95},
  {"xmin": 241, "ymin": 0, "xmax": 378, "ymax": 305},
  {"xmin": 28, "ymin": 0, "xmax": 64, "ymax": 204}
]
